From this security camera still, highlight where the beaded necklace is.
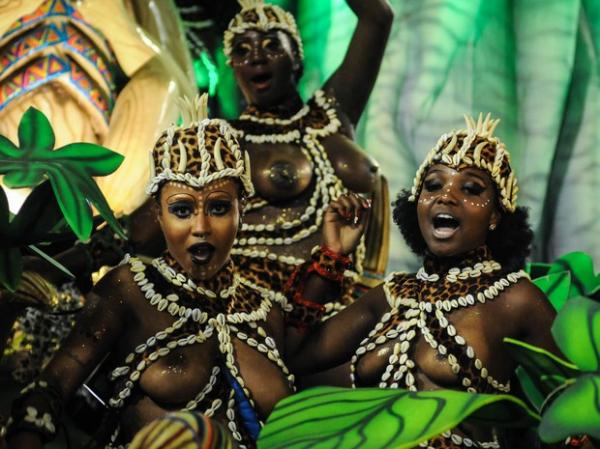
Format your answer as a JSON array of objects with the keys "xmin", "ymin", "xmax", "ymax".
[
  {"xmin": 231, "ymin": 90, "xmax": 365, "ymax": 276},
  {"xmin": 105, "ymin": 254, "xmax": 294, "ymax": 449},
  {"xmin": 350, "ymin": 247, "xmax": 528, "ymax": 449}
]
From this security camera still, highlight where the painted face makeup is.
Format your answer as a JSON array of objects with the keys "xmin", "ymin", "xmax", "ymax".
[
  {"xmin": 157, "ymin": 179, "xmax": 241, "ymax": 281},
  {"xmin": 417, "ymin": 164, "xmax": 500, "ymax": 258},
  {"xmin": 231, "ymin": 29, "xmax": 299, "ymax": 107}
]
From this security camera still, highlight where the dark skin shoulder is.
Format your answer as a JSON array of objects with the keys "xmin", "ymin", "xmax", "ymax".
[{"xmin": 500, "ymin": 278, "xmax": 558, "ymax": 351}]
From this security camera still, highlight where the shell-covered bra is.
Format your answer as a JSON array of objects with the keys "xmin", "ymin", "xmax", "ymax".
[
  {"xmin": 0, "ymin": 0, "xmax": 118, "ymax": 127},
  {"xmin": 351, "ymin": 246, "xmax": 529, "ymax": 449},
  {"xmin": 231, "ymin": 90, "xmax": 366, "ymax": 315},
  {"xmin": 105, "ymin": 255, "xmax": 296, "ymax": 449}
]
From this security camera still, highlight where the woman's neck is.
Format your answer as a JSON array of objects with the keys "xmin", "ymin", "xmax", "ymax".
[
  {"xmin": 422, "ymin": 245, "xmax": 496, "ymax": 275},
  {"xmin": 161, "ymin": 252, "xmax": 235, "ymax": 294},
  {"xmin": 245, "ymin": 92, "xmax": 304, "ymax": 119}
]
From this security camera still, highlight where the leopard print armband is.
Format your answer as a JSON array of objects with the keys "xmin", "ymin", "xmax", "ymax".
[{"xmin": 6, "ymin": 380, "xmax": 62, "ymax": 443}]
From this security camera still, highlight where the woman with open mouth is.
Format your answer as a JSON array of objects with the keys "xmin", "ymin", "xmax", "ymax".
[
  {"xmin": 4, "ymin": 94, "xmax": 369, "ymax": 449},
  {"xmin": 222, "ymin": 0, "xmax": 394, "ymax": 329},
  {"xmin": 290, "ymin": 114, "xmax": 561, "ymax": 448}
]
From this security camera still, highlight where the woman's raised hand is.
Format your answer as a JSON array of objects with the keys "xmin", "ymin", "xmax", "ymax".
[{"xmin": 322, "ymin": 194, "xmax": 371, "ymax": 255}]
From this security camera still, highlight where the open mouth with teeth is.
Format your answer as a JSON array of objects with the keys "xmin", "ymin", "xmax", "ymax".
[
  {"xmin": 188, "ymin": 242, "xmax": 215, "ymax": 265},
  {"xmin": 432, "ymin": 213, "xmax": 460, "ymax": 239},
  {"xmin": 250, "ymin": 72, "xmax": 273, "ymax": 91}
]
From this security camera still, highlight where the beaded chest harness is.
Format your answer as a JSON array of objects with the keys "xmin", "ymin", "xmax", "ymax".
[
  {"xmin": 231, "ymin": 90, "xmax": 365, "ymax": 276},
  {"xmin": 350, "ymin": 247, "xmax": 529, "ymax": 449},
  {"xmin": 105, "ymin": 255, "xmax": 295, "ymax": 449}
]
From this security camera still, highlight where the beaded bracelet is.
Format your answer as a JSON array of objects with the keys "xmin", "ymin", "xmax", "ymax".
[
  {"xmin": 6, "ymin": 380, "xmax": 62, "ymax": 443},
  {"xmin": 283, "ymin": 246, "xmax": 352, "ymax": 330},
  {"xmin": 308, "ymin": 245, "xmax": 352, "ymax": 283},
  {"xmin": 566, "ymin": 435, "xmax": 589, "ymax": 448}
]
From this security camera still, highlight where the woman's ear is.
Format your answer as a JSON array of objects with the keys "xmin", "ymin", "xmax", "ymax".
[{"xmin": 489, "ymin": 208, "xmax": 501, "ymax": 231}]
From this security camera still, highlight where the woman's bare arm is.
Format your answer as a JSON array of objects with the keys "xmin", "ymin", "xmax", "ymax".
[
  {"xmin": 323, "ymin": 0, "xmax": 393, "ymax": 126},
  {"xmin": 288, "ymin": 284, "xmax": 388, "ymax": 375},
  {"xmin": 506, "ymin": 279, "xmax": 560, "ymax": 354},
  {"xmin": 6, "ymin": 268, "xmax": 130, "ymax": 449}
]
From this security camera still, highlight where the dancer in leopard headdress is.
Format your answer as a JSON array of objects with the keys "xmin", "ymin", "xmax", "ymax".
[
  {"xmin": 290, "ymin": 114, "xmax": 560, "ymax": 448},
  {"xmin": 5, "ymin": 94, "xmax": 369, "ymax": 449}
]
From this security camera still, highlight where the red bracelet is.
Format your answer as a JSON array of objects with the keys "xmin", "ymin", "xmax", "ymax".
[
  {"xmin": 293, "ymin": 292, "xmax": 326, "ymax": 311},
  {"xmin": 566, "ymin": 436, "xmax": 588, "ymax": 447},
  {"xmin": 320, "ymin": 245, "xmax": 352, "ymax": 265}
]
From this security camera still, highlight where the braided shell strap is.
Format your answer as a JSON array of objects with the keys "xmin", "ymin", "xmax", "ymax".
[
  {"xmin": 284, "ymin": 246, "xmax": 353, "ymax": 331},
  {"xmin": 6, "ymin": 380, "xmax": 62, "ymax": 443}
]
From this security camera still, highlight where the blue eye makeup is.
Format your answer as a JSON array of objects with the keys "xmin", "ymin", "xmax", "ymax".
[
  {"xmin": 206, "ymin": 199, "xmax": 232, "ymax": 216},
  {"xmin": 168, "ymin": 201, "xmax": 195, "ymax": 219}
]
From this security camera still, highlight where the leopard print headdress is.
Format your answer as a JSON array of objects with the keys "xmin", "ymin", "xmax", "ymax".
[
  {"xmin": 223, "ymin": 0, "xmax": 304, "ymax": 64},
  {"xmin": 408, "ymin": 113, "xmax": 518, "ymax": 212},
  {"xmin": 146, "ymin": 94, "xmax": 254, "ymax": 197}
]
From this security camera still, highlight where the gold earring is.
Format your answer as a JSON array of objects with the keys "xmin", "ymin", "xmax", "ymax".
[{"xmin": 489, "ymin": 223, "xmax": 496, "ymax": 231}]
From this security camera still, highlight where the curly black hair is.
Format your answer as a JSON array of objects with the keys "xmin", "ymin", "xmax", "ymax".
[{"xmin": 392, "ymin": 190, "xmax": 533, "ymax": 273}]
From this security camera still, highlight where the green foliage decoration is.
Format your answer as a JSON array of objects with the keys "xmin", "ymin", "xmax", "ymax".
[
  {"xmin": 508, "ymin": 253, "xmax": 600, "ymax": 442},
  {"xmin": 0, "ymin": 107, "xmax": 125, "ymax": 290},
  {"xmin": 505, "ymin": 296, "xmax": 600, "ymax": 442},
  {"xmin": 527, "ymin": 251, "xmax": 600, "ymax": 303},
  {"xmin": 258, "ymin": 386, "xmax": 538, "ymax": 449}
]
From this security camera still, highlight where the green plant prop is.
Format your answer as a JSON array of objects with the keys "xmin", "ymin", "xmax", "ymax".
[
  {"xmin": 0, "ymin": 107, "xmax": 125, "ymax": 290},
  {"xmin": 505, "ymin": 338, "xmax": 579, "ymax": 410},
  {"xmin": 511, "ymin": 251, "xmax": 600, "ymax": 412},
  {"xmin": 258, "ymin": 386, "xmax": 538, "ymax": 449},
  {"xmin": 505, "ymin": 296, "xmax": 600, "ymax": 442},
  {"xmin": 528, "ymin": 252, "xmax": 600, "ymax": 306}
]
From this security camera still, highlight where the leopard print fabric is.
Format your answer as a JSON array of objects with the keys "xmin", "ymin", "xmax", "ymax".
[
  {"xmin": 152, "ymin": 124, "xmax": 239, "ymax": 182},
  {"xmin": 351, "ymin": 246, "xmax": 528, "ymax": 449}
]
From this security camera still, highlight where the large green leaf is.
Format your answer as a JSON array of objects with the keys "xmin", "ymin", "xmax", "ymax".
[
  {"xmin": 548, "ymin": 252, "xmax": 599, "ymax": 298},
  {"xmin": 0, "ymin": 107, "xmax": 125, "ymax": 241},
  {"xmin": 49, "ymin": 165, "xmax": 125, "ymax": 241},
  {"xmin": 0, "ymin": 135, "xmax": 20, "ymax": 158},
  {"xmin": 46, "ymin": 170, "xmax": 93, "ymax": 241},
  {"xmin": 514, "ymin": 366, "xmax": 546, "ymax": 411},
  {"xmin": 552, "ymin": 296, "xmax": 600, "ymax": 372},
  {"xmin": 8, "ymin": 181, "xmax": 63, "ymax": 245},
  {"xmin": 47, "ymin": 142, "xmax": 124, "ymax": 177},
  {"xmin": 0, "ymin": 247, "xmax": 23, "ymax": 291},
  {"xmin": 504, "ymin": 338, "xmax": 579, "ymax": 409},
  {"xmin": 17, "ymin": 107, "xmax": 55, "ymax": 156},
  {"xmin": 532, "ymin": 271, "xmax": 572, "ymax": 311},
  {"xmin": 258, "ymin": 387, "xmax": 538, "ymax": 449},
  {"xmin": 539, "ymin": 374, "xmax": 600, "ymax": 442}
]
